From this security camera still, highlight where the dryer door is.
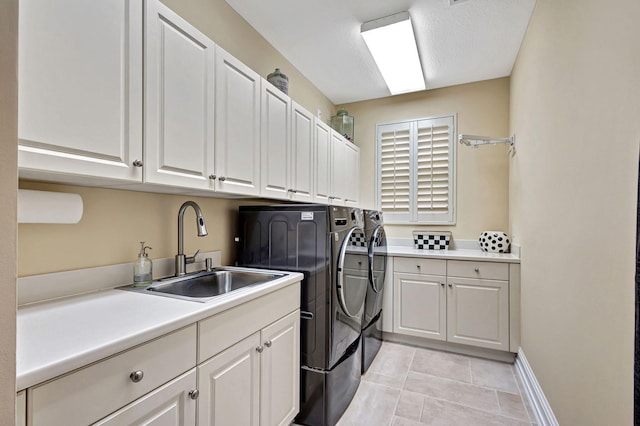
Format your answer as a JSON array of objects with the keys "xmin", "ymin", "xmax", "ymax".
[
  {"xmin": 369, "ymin": 226, "xmax": 387, "ymax": 293},
  {"xmin": 337, "ymin": 227, "xmax": 369, "ymax": 319}
]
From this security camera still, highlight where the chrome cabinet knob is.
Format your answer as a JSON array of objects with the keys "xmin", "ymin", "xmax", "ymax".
[
  {"xmin": 132, "ymin": 160, "xmax": 143, "ymax": 167},
  {"xmin": 256, "ymin": 346, "xmax": 263, "ymax": 353},
  {"xmin": 130, "ymin": 370, "xmax": 144, "ymax": 383},
  {"xmin": 189, "ymin": 389, "xmax": 199, "ymax": 400},
  {"xmin": 209, "ymin": 174, "xmax": 217, "ymax": 180},
  {"xmin": 264, "ymin": 340, "xmax": 272, "ymax": 348},
  {"xmin": 218, "ymin": 176, "xmax": 226, "ymax": 182}
]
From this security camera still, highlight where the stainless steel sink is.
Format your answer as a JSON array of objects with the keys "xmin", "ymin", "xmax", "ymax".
[{"xmin": 120, "ymin": 268, "xmax": 285, "ymax": 302}]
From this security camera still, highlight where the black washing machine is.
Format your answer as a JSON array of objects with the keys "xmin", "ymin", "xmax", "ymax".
[{"xmin": 237, "ymin": 204, "xmax": 369, "ymax": 426}]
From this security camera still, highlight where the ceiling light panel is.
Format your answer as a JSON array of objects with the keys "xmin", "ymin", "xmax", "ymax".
[{"xmin": 361, "ymin": 11, "xmax": 425, "ymax": 95}]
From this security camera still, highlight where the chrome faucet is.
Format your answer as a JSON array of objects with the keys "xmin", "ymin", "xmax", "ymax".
[{"xmin": 175, "ymin": 201, "xmax": 208, "ymax": 276}]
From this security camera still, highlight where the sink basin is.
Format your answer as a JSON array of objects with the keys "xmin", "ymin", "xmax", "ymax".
[{"xmin": 120, "ymin": 268, "xmax": 285, "ymax": 302}]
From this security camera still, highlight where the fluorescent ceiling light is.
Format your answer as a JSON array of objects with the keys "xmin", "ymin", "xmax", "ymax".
[{"xmin": 361, "ymin": 11, "xmax": 425, "ymax": 95}]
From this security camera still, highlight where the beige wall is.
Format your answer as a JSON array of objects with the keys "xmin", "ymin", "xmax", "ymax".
[
  {"xmin": 510, "ymin": 0, "xmax": 640, "ymax": 424},
  {"xmin": 18, "ymin": 182, "xmax": 256, "ymax": 277},
  {"xmin": 342, "ymin": 78, "xmax": 510, "ymax": 240},
  {"xmin": 18, "ymin": 0, "xmax": 336, "ymax": 278},
  {"xmin": 0, "ymin": 0, "xmax": 18, "ymax": 421},
  {"xmin": 160, "ymin": 0, "xmax": 335, "ymax": 124}
]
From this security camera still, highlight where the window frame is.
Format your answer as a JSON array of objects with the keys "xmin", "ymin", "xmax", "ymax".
[{"xmin": 375, "ymin": 114, "xmax": 457, "ymax": 225}]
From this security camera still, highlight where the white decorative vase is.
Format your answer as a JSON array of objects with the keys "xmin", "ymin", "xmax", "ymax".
[{"xmin": 479, "ymin": 231, "xmax": 510, "ymax": 253}]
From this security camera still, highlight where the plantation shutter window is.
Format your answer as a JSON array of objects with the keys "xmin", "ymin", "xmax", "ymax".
[
  {"xmin": 376, "ymin": 115, "xmax": 455, "ymax": 224},
  {"xmin": 379, "ymin": 122, "xmax": 412, "ymax": 222}
]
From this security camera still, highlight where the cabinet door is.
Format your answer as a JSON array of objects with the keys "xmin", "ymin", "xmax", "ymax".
[
  {"xmin": 215, "ymin": 47, "xmax": 261, "ymax": 196},
  {"xmin": 93, "ymin": 370, "xmax": 197, "ymax": 426},
  {"xmin": 329, "ymin": 131, "xmax": 347, "ymax": 205},
  {"xmin": 260, "ymin": 310, "xmax": 300, "ymax": 426},
  {"xmin": 290, "ymin": 102, "xmax": 315, "ymax": 202},
  {"xmin": 18, "ymin": 0, "xmax": 142, "ymax": 183},
  {"xmin": 144, "ymin": 0, "xmax": 215, "ymax": 190},
  {"xmin": 447, "ymin": 277, "xmax": 509, "ymax": 351},
  {"xmin": 393, "ymin": 273, "xmax": 446, "ymax": 340},
  {"xmin": 344, "ymin": 141, "xmax": 360, "ymax": 206},
  {"xmin": 198, "ymin": 332, "xmax": 261, "ymax": 426},
  {"xmin": 260, "ymin": 80, "xmax": 291, "ymax": 200},
  {"xmin": 314, "ymin": 120, "xmax": 331, "ymax": 203},
  {"xmin": 16, "ymin": 391, "xmax": 25, "ymax": 426}
]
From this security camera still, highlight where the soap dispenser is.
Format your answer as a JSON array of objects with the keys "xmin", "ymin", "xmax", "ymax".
[{"xmin": 133, "ymin": 242, "xmax": 153, "ymax": 286}]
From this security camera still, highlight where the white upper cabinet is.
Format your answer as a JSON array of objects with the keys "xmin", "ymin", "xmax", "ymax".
[
  {"xmin": 18, "ymin": 0, "xmax": 143, "ymax": 183},
  {"xmin": 344, "ymin": 140, "xmax": 360, "ymax": 206},
  {"xmin": 330, "ymin": 130, "xmax": 347, "ymax": 205},
  {"xmin": 260, "ymin": 80, "xmax": 291, "ymax": 200},
  {"xmin": 290, "ymin": 102, "xmax": 315, "ymax": 203},
  {"xmin": 314, "ymin": 120, "xmax": 331, "ymax": 204},
  {"xmin": 215, "ymin": 46, "xmax": 261, "ymax": 196},
  {"xmin": 144, "ymin": 0, "xmax": 216, "ymax": 190}
]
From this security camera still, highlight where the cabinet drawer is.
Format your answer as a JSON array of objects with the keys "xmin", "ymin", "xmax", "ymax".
[
  {"xmin": 199, "ymin": 283, "xmax": 300, "ymax": 362},
  {"xmin": 394, "ymin": 257, "xmax": 446, "ymax": 276},
  {"xmin": 343, "ymin": 250, "xmax": 369, "ymax": 270},
  {"xmin": 447, "ymin": 260, "xmax": 508, "ymax": 281},
  {"xmin": 28, "ymin": 325, "xmax": 197, "ymax": 426}
]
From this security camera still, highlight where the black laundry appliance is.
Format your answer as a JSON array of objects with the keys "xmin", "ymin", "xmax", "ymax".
[
  {"xmin": 237, "ymin": 204, "xmax": 369, "ymax": 426},
  {"xmin": 360, "ymin": 209, "xmax": 387, "ymax": 373}
]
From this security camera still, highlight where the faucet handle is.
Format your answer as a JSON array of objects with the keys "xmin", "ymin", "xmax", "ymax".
[{"xmin": 185, "ymin": 249, "xmax": 200, "ymax": 265}]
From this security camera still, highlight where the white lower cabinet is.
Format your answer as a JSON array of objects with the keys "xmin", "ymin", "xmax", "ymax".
[
  {"xmin": 198, "ymin": 332, "xmax": 261, "ymax": 426},
  {"xmin": 198, "ymin": 310, "xmax": 300, "ymax": 426},
  {"xmin": 93, "ymin": 370, "xmax": 197, "ymax": 426},
  {"xmin": 27, "ymin": 325, "xmax": 197, "ymax": 426},
  {"xmin": 259, "ymin": 311, "xmax": 300, "ymax": 426},
  {"xmin": 394, "ymin": 272, "xmax": 446, "ymax": 341},
  {"xmin": 16, "ymin": 391, "xmax": 25, "ymax": 426},
  {"xmin": 446, "ymin": 277, "xmax": 509, "ymax": 350},
  {"xmin": 24, "ymin": 283, "xmax": 302, "ymax": 426},
  {"xmin": 393, "ymin": 257, "xmax": 512, "ymax": 352}
]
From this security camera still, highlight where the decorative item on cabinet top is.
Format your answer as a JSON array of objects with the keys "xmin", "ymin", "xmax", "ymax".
[
  {"xmin": 330, "ymin": 108, "xmax": 354, "ymax": 142},
  {"xmin": 478, "ymin": 231, "xmax": 511, "ymax": 253},
  {"xmin": 267, "ymin": 68, "xmax": 288, "ymax": 94},
  {"xmin": 412, "ymin": 230, "xmax": 451, "ymax": 250}
]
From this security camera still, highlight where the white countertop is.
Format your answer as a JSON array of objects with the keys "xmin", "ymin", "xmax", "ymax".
[
  {"xmin": 17, "ymin": 268, "xmax": 303, "ymax": 391},
  {"xmin": 386, "ymin": 245, "xmax": 520, "ymax": 263}
]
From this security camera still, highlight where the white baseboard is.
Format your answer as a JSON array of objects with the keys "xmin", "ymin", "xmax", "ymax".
[{"xmin": 514, "ymin": 348, "xmax": 559, "ymax": 426}]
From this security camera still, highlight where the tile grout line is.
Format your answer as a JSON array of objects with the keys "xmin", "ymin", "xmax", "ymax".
[
  {"xmin": 395, "ymin": 346, "xmax": 418, "ymax": 425},
  {"xmin": 407, "ymin": 367, "xmax": 521, "ymax": 395}
]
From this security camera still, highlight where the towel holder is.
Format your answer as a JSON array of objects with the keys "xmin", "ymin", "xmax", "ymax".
[{"xmin": 459, "ymin": 134, "xmax": 515, "ymax": 155}]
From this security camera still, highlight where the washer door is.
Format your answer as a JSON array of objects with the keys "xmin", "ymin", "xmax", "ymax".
[
  {"xmin": 337, "ymin": 227, "xmax": 369, "ymax": 319},
  {"xmin": 369, "ymin": 226, "xmax": 387, "ymax": 293}
]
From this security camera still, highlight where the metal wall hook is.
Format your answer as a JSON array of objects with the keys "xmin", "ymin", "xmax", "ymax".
[{"xmin": 458, "ymin": 134, "xmax": 516, "ymax": 154}]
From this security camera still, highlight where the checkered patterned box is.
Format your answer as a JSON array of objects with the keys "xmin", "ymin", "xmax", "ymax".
[{"xmin": 412, "ymin": 230, "xmax": 452, "ymax": 250}]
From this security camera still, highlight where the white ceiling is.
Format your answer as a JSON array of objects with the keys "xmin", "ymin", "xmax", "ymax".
[{"xmin": 225, "ymin": 0, "xmax": 536, "ymax": 105}]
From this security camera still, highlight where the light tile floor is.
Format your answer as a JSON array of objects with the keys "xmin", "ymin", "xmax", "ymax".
[{"xmin": 336, "ymin": 342, "xmax": 538, "ymax": 426}]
